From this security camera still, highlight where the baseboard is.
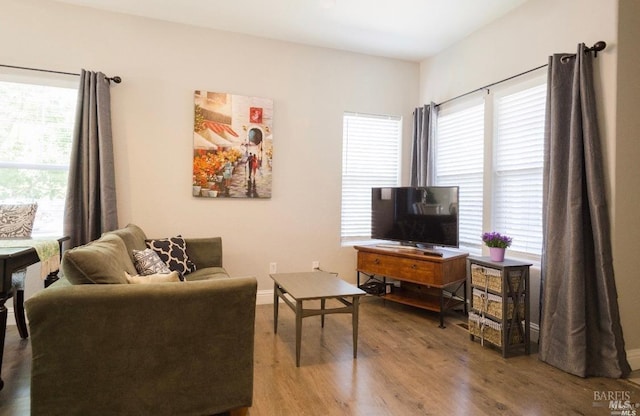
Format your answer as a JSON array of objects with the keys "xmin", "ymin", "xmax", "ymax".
[
  {"xmin": 530, "ymin": 322, "xmax": 540, "ymax": 343},
  {"xmin": 6, "ymin": 308, "xmax": 16, "ymax": 326},
  {"xmin": 627, "ymin": 348, "xmax": 640, "ymax": 371},
  {"xmin": 257, "ymin": 289, "xmax": 274, "ymax": 305}
]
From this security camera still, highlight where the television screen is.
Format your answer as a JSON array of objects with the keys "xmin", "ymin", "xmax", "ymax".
[{"xmin": 371, "ymin": 186, "xmax": 459, "ymax": 248}]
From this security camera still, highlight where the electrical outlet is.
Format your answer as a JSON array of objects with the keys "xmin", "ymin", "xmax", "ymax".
[
  {"xmin": 312, "ymin": 261, "xmax": 320, "ymax": 270},
  {"xmin": 269, "ymin": 262, "xmax": 277, "ymax": 274}
]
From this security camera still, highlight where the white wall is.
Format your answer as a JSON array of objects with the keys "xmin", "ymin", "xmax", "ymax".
[
  {"xmin": 420, "ymin": 0, "xmax": 640, "ymax": 363},
  {"xmin": 614, "ymin": 0, "xmax": 640, "ymax": 369},
  {"xmin": 0, "ymin": 0, "xmax": 419, "ymax": 302}
]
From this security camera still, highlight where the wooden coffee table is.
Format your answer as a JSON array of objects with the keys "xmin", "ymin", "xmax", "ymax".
[{"xmin": 270, "ymin": 271, "xmax": 366, "ymax": 367}]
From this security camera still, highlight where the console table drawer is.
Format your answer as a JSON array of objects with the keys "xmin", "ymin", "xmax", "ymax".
[{"xmin": 357, "ymin": 252, "xmax": 440, "ymax": 285}]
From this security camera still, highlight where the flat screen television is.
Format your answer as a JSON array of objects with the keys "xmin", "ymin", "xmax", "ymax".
[{"xmin": 371, "ymin": 186, "xmax": 459, "ymax": 248}]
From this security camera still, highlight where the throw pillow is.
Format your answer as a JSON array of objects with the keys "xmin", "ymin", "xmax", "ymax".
[
  {"xmin": 125, "ymin": 271, "xmax": 181, "ymax": 284},
  {"xmin": 146, "ymin": 236, "xmax": 196, "ymax": 277},
  {"xmin": 0, "ymin": 203, "xmax": 38, "ymax": 238},
  {"xmin": 62, "ymin": 233, "xmax": 135, "ymax": 285},
  {"xmin": 133, "ymin": 248, "xmax": 172, "ymax": 275}
]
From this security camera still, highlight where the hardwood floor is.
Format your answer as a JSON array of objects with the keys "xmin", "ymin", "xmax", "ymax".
[{"xmin": 1, "ymin": 297, "xmax": 638, "ymax": 415}]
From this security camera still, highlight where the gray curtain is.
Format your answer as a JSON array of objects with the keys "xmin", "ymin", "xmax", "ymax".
[
  {"xmin": 410, "ymin": 103, "xmax": 437, "ymax": 186},
  {"xmin": 539, "ymin": 44, "xmax": 631, "ymax": 378},
  {"xmin": 64, "ymin": 70, "xmax": 118, "ymax": 248}
]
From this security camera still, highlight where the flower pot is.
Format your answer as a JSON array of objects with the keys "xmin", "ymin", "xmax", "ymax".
[
  {"xmin": 192, "ymin": 186, "xmax": 202, "ymax": 196},
  {"xmin": 489, "ymin": 247, "xmax": 506, "ymax": 262},
  {"xmin": 208, "ymin": 190, "xmax": 218, "ymax": 197}
]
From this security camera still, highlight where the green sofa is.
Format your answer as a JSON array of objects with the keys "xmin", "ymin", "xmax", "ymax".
[{"xmin": 25, "ymin": 224, "xmax": 257, "ymax": 416}]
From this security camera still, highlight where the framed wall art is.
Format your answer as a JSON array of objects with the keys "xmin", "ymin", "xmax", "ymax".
[{"xmin": 193, "ymin": 91, "xmax": 273, "ymax": 198}]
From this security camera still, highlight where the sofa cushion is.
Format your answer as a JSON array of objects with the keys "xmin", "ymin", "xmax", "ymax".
[
  {"xmin": 125, "ymin": 271, "xmax": 181, "ymax": 284},
  {"xmin": 0, "ymin": 203, "xmax": 38, "ymax": 238},
  {"xmin": 184, "ymin": 267, "xmax": 229, "ymax": 281},
  {"xmin": 146, "ymin": 236, "xmax": 196, "ymax": 276},
  {"xmin": 62, "ymin": 233, "xmax": 136, "ymax": 285},
  {"xmin": 106, "ymin": 223, "xmax": 148, "ymax": 264},
  {"xmin": 133, "ymin": 248, "xmax": 172, "ymax": 276}
]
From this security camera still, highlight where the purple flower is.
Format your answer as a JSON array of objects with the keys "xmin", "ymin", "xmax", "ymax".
[{"xmin": 481, "ymin": 232, "xmax": 512, "ymax": 248}]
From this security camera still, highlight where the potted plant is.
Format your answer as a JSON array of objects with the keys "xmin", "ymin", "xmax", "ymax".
[{"xmin": 481, "ymin": 232, "xmax": 512, "ymax": 262}]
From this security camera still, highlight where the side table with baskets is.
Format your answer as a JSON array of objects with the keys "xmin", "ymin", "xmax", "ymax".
[{"xmin": 468, "ymin": 256, "xmax": 532, "ymax": 357}]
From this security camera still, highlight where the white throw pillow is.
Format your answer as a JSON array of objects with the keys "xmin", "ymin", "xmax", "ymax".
[{"xmin": 125, "ymin": 271, "xmax": 181, "ymax": 284}]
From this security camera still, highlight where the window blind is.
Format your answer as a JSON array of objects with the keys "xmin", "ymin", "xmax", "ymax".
[
  {"xmin": 341, "ymin": 112, "xmax": 401, "ymax": 242},
  {"xmin": 435, "ymin": 103, "xmax": 484, "ymax": 251},
  {"xmin": 493, "ymin": 83, "xmax": 546, "ymax": 255}
]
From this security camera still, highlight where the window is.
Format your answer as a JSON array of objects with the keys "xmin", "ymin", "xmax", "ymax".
[
  {"xmin": 434, "ymin": 74, "xmax": 547, "ymax": 258},
  {"xmin": 0, "ymin": 75, "xmax": 77, "ymax": 236},
  {"xmin": 341, "ymin": 112, "xmax": 402, "ymax": 244}
]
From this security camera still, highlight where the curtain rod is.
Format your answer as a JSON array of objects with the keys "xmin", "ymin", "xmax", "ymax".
[
  {"xmin": 0, "ymin": 63, "xmax": 122, "ymax": 84},
  {"xmin": 435, "ymin": 41, "xmax": 606, "ymax": 108}
]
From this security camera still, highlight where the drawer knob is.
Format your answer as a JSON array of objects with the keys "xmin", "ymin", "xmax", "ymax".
[
  {"xmin": 374, "ymin": 258, "xmax": 380, "ymax": 265},
  {"xmin": 411, "ymin": 264, "xmax": 417, "ymax": 269}
]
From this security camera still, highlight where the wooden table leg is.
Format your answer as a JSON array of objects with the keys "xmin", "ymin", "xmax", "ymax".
[
  {"xmin": 0, "ymin": 298, "xmax": 7, "ymax": 390},
  {"xmin": 295, "ymin": 300, "xmax": 303, "ymax": 367},
  {"xmin": 273, "ymin": 282, "xmax": 279, "ymax": 334},
  {"xmin": 320, "ymin": 298, "xmax": 326, "ymax": 328},
  {"xmin": 352, "ymin": 296, "xmax": 360, "ymax": 359},
  {"xmin": 13, "ymin": 289, "xmax": 28, "ymax": 339}
]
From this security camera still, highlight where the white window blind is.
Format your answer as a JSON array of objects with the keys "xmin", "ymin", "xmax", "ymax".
[
  {"xmin": 341, "ymin": 112, "xmax": 401, "ymax": 243},
  {"xmin": 493, "ymin": 83, "xmax": 546, "ymax": 255},
  {"xmin": 435, "ymin": 103, "xmax": 484, "ymax": 251},
  {"xmin": 433, "ymin": 74, "xmax": 547, "ymax": 258},
  {"xmin": 0, "ymin": 78, "xmax": 77, "ymax": 235}
]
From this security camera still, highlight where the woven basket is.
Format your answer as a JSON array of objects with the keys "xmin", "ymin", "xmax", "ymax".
[
  {"xmin": 468, "ymin": 312, "xmax": 523, "ymax": 347},
  {"xmin": 470, "ymin": 264, "xmax": 522, "ymax": 293},
  {"xmin": 472, "ymin": 288, "xmax": 524, "ymax": 320}
]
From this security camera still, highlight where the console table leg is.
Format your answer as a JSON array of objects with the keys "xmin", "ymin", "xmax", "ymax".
[
  {"xmin": 439, "ymin": 291, "xmax": 445, "ymax": 328},
  {"xmin": 320, "ymin": 299, "xmax": 326, "ymax": 328},
  {"xmin": 0, "ymin": 299, "xmax": 7, "ymax": 390}
]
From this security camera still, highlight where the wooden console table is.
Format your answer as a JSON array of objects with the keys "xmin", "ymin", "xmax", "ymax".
[
  {"xmin": 0, "ymin": 237, "xmax": 67, "ymax": 390},
  {"xmin": 354, "ymin": 245, "xmax": 468, "ymax": 328}
]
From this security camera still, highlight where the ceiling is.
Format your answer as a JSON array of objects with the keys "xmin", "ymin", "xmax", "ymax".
[{"xmin": 50, "ymin": 0, "xmax": 528, "ymax": 62}]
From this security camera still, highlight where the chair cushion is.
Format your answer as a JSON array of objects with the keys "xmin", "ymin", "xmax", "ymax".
[
  {"xmin": 0, "ymin": 203, "xmax": 38, "ymax": 238},
  {"xmin": 62, "ymin": 233, "xmax": 136, "ymax": 284}
]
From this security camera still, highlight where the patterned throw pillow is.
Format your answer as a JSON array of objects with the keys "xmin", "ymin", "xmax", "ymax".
[
  {"xmin": 146, "ymin": 236, "xmax": 196, "ymax": 277},
  {"xmin": 132, "ymin": 248, "xmax": 172, "ymax": 276},
  {"xmin": 0, "ymin": 203, "xmax": 38, "ymax": 238}
]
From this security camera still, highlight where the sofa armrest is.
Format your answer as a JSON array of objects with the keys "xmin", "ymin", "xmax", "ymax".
[
  {"xmin": 26, "ymin": 277, "xmax": 257, "ymax": 416},
  {"xmin": 184, "ymin": 237, "xmax": 223, "ymax": 269}
]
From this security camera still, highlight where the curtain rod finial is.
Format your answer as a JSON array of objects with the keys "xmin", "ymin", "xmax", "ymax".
[
  {"xmin": 109, "ymin": 76, "xmax": 122, "ymax": 84},
  {"xmin": 592, "ymin": 41, "xmax": 606, "ymax": 52}
]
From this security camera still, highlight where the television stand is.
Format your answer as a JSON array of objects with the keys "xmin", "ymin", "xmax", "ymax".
[
  {"xmin": 355, "ymin": 245, "xmax": 468, "ymax": 328},
  {"xmin": 375, "ymin": 244, "xmax": 445, "ymax": 257}
]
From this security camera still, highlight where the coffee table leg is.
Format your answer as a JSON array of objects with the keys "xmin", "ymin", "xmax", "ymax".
[
  {"xmin": 352, "ymin": 296, "xmax": 360, "ymax": 359},
  {"xmin": 320, "ymin": 299, "xmax": 326, "ymax": 328},
  {"xmin": 295, "ymin": 300, "xmax": 303, "ymax": 367},
  {"xmin": 273, "ymin": 282, "xmax": 279, "ymax": 334}
]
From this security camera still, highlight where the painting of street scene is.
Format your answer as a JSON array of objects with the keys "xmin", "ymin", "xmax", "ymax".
[{"xmin": 193, "ymin": 91, "xmax": 273, "ymax": 198}]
